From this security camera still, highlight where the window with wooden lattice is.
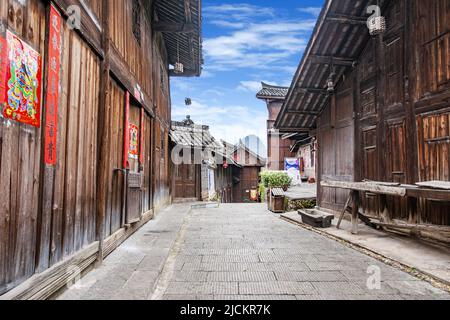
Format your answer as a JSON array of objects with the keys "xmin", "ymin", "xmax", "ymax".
[{"xmin": 132, "ymin": 0, "xmax": 141, "ymax": 45}]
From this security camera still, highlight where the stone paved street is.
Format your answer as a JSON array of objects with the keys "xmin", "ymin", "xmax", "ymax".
[{"xmin": 58, "ymin": 204, "xmax": 450, "ymax": 300}]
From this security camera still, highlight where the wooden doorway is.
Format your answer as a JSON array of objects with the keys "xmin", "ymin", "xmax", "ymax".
[{"xmin": 174, "ymin": 163, "xmax": 199, "ymax": 200}]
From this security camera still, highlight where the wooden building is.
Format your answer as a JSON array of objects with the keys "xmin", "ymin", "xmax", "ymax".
[
  {"xmin": 257, "ymin": 82, "xmax": 316, "ymax": 181},
  {"xmin": 170, "ymin": 116, "xmax": 220, "ymax": 202},
  {"xmin": 214, "ymin": 140, "xmax": 240, "ymax": 203},
  {"xmin": 232, "ymin": 143, "xmax": 267, "ymax": 203},
  {"xmin": 212, "ymin": 140, "xmax": 266, "ymax": 204},
  {"xmin": 256, "ymin": 82, "xmax": 296, "ymax": 171},
  {"xmin": 275, "ymin": 0, "xmax": 450, "ymax": 240},
  {"xmin": 0, "ymin": 0, "xmax": 202, "ymax": 298}
]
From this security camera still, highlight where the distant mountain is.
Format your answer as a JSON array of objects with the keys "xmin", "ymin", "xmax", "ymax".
[{"xmin": 239, "ymin": 135, "xmax": 267, "ymax": 159}]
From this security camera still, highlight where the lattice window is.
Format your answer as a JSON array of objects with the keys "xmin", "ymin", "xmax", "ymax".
[{"xmin": 132, "ymin": 0, "xmax": 141, "ymax": 45}]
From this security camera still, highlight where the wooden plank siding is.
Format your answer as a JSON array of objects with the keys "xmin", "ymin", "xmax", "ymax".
[
  {"xmin": 0, "ymin": 0, "xmax": 47, "ymax": 294},
  {"xmin": 1, "ymin": 0, "xmax": 175, "ymax": 296},
  {"xmin": 314, "ymin": 0, "xmax": 450, "ymax": 228}
]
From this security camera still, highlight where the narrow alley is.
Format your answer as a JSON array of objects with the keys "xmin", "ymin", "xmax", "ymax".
[{"xmin": 57, "ymin": 204, "xmax": 450, "ymax": 300}]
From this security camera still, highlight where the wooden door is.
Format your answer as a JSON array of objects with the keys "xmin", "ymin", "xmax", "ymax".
[
  {"xmin": 174, "ymin": 164, "xmax": 197, "ymax": 199},
  {"xmin": 318, "ymin": 79, "xmax": 354, "ymax": 211},
  {"xmin": 234, "ymin": 167, "xmax": 260, "ymax": 203}
]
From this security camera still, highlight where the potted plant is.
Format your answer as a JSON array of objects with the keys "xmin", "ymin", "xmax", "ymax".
[{"xmin": 260, "ymin": 171, "xmax": 292, "ymax": 211}]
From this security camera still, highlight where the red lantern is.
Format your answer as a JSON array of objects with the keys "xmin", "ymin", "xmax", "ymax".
[{"xmin": 223, "ymin": 159, "xmax": 228, "ymax": 169}]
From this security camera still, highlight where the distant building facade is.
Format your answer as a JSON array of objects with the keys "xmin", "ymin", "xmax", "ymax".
[
  {"xmin": 257, "ymin": 83, "xmax": 295, "ymax": 171},
  {"xmin": 257, "ymin": 83, "xmax": 316, "ymax": 180}
]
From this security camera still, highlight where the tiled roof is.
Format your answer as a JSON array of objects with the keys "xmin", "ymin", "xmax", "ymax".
[
  {"xmin": 170, "ymin": 117, "xmax": 222, "ymax": 149},
  {"xmin": 256, "ymin": 82, "xmax": 289, "ymax": 99}
]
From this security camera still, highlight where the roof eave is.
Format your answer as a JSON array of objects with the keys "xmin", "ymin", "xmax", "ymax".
[{"xmin": 274, "ymin": 0, "xmax": 334, "ymax": 130}]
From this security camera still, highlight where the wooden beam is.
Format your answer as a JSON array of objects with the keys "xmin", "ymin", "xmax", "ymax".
[
  {"xmin": 152, "ymin": 22, "xmax": 195, "ymax": 33},
  {"xmin": 321, "ymin": 181, "xmax": 407, "ymax": 197},
  {"xmin": 96, "ymin": 0, "xmax": 111, "ymax": 264},
  {"xmin": 326, "ymin": 14, "xmax": 367, "ymax": 25},
  {"xmin": 295, "ymin": 87, "xmax": 329, "ymax": 95},
  {"xmin": 277, "ymin": 127, "xmax": 311, "ymax": 133},
  {"xmin": 184, "ymin": 0, "xmax": 192, "ymax": 23},
  {"xmin": 309, "ymin": 55, "xmax": 356, "ymax": 66},
  {"xmin": 286, "ymin": 110, "xmax": 320, "ymax": 116},
  {"xmin": 351, "ymin": 190, "xmax": 360, "ymax": 234}
]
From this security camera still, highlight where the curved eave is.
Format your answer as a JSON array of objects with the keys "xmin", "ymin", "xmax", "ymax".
[
  {"xmin": 256, "ymin": 95, "xmax": 286, "ymax": 101},
  {"xmin": 274, "ymin": 0, "xmax": 388, "ymax": 131}
]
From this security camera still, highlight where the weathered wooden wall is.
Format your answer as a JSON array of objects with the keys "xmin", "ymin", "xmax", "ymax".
[
  {"xmin": 412, "ymin": 0, "xmax": 450, "ymax": 225},
  {"xmin": 0, "ymin": 0, "xmax": 173, "ymax": 295},
  {"xmin": 215, "ymin": 165, "xmax": 233, "ymax": 203},
  {"xmin": 317, "ymin": 0, "xmax": 450, "ymax": 226},
  {"xmin": 0, "ymin": 0, "xmax": 47, "ymax": 295},
  {"xmin": 44, "ymin": 25, "xmax": 101, "ymax": 265},
  {"xmin": 318, "ymin": 75, "xmax": 355, "ymax": 212}
]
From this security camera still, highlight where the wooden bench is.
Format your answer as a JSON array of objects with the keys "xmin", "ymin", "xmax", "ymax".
[{"xmin": 321, "ymin": 180, "xmax": 450, "ymax": 238}]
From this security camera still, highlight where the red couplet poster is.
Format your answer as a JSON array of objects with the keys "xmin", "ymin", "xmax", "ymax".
[
  {"xmin": 2, "ymin": 30, "xmax": 42, "ymax": 127},
  {"xmin": 44, "ymin": 4, "xmax": 62, "ymax": 165}
]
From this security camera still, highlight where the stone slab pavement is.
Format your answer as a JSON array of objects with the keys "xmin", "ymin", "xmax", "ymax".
[
  {"xmin": 56, "ymin": 203, "xmax": 193, "ymax": 300},
  {"xmin": 282, "ymin": 211, "xmax": 450, "ymax": 285},
  {"xmin": 57, "ymin": 203, "xmax": 450, "ymax": 300}
]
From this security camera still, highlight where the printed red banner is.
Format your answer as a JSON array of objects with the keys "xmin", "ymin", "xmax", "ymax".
[
  {"xmin": 2, "ymin": 31, "xmax": 42, "ymax": 127},
  {"xmin": 123, "ymin": 91, "xmax": 130, "ymax": 168},
  {"xmin": 44, "ymin": 4, "xmax": 62, "ymax": 165},
  {"xmin": 129, "ymin": 123, "xmax": 139, "ymax": 160}
]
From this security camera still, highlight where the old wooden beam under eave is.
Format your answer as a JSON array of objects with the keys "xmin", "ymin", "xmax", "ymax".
[
  {"xmin": 152, "ymin": 22, "xmax": 196, "ymax": 33},
  {"xmin": 286, "ymin": 110, "xmax": 321, "ymax": 116},
  {"xmin": 326, "ymin": 14, "xmax": 367, "ymax": 25},
  {"xmin": 277, "ymin": 127, "xmax": 312, "ymax": 133},
  {"xmin": 295, "ymin": 88, "xmax": 329, "ymax": 95},
  {"xmin": 309, "ymin": 55, "xmax": 356, "ymax": 67}
]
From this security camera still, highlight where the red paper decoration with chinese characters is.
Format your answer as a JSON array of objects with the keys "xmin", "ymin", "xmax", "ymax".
[{"xmin": 44, "ymin": 4, "xmax": 62, "ymax": 165}]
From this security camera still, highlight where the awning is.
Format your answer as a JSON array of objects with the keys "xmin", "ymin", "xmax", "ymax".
[{"xmin": 275, "ymin": 0, "xmax": 389, "ymax": 131}]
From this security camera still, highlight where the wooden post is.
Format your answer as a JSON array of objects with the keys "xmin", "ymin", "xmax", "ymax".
[
  {"xmin": 351, "ymin": 190, "xmax": 360, "ymax": 234},
  {"xmin": 378, "ymin": 194, "xmax": 391, "ymax": 223},
  {"xmin": 96, "ymin": 0, "xmax": 111, "ymax": 264},
  {"xmin": 337, "ymin": 192, "xmax": 352, "ymax": 229}
]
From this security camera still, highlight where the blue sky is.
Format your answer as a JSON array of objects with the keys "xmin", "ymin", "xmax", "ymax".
[{"xmin": 170, "ymin": 0, "xmax": 324, "ymax": 148}]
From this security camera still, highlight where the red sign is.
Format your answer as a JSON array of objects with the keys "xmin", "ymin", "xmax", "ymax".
[
  {"xmin": 129, "ymin": 123, "xmax": 139, "ymax": 160},
  {"xmin": 123, "ymin": 91, "xmax": 130, "ymax": 168},
  {"xmin": 0, "ymin": 34, "xmax": 7, "ymax": 106},
  {"xmin": 2, "ymin": 31, "xmax": 42, "ymax": 127},
  {"xmin": 44, "ymin": 5, "xmax": 62, "ymax": 165}
]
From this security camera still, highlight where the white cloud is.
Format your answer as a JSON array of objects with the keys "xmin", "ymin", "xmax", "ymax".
[
  {"xmin": 172, "ymin": 100, "xmax": 267, "ymax": 146},
  {"xmin": 298, "ymin": 7, "xmax": 322, "ymax": 17},
  {"xmin": 204, "ymin": 4, "xmax": 275, "ymax": 23},
  {"xmin": 203, "ymin": 21, "xmax": 315, "ymax": 72},
  {"xmin": 210, "ymin": 20, "xmax": 246, "ymax": 29},
  {"xmin": 237, "ymin": 80, "xmax": 278, "ymax": 93},
  {"xmin": 237, "ymin": 81, "xmax": 264, "ymax": 92}
]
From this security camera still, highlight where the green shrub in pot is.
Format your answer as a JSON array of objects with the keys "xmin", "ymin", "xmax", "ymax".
[{"xmin": 260, "ymin": 171, "xmax": 292, "ymax": 190}]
